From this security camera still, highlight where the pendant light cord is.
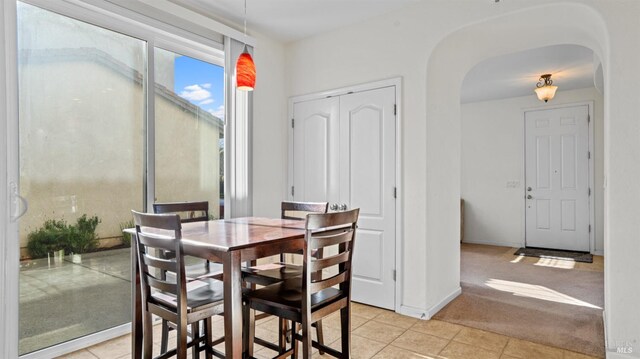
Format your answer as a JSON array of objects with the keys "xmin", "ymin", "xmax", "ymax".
[{"xmin": 243, "ymin": 0, "xmax": 247, "ymax": 43}]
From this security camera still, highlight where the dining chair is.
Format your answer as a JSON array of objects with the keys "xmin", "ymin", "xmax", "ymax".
[
  {"xmin": 132, "ymin": 210, "xmax": 225, "ymax": 359},
  {"xmin": 243, "ymin": 208, "xmax": 359, "ymax": 359},
  {"xmin": 152, "ymin": 201, "xmax": 210, "ymax": 223},
  {"xmin": 243, "ymin": 201, "xmax": 329, "ymax": 283},
  {"xmin": 241, "ymin": 201, "xmax": 328, "ymax": 353},
  {"xmin": 153, "ymin": 201, "xmax": 221, "ymax": 280},
  {"xmin": 152, "ymin": 201, "xmax": 223, "ymax": 353}
]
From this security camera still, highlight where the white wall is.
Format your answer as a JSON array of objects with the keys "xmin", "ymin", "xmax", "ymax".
[
  {"xmin": 251, "ymin": 32, "xmax": 288, "ymax": 218},
  {"xmin": 461, "ymin": 87, "xmax": 605, "ymax": 254},
  {"xmin": 284, "ymin": 1, "xmax": 640, "ymax": 356}
]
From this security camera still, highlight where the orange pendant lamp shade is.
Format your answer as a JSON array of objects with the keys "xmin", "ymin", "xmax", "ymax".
[{"xmin": 236, "ymin": 47, "xmax": 256, "ymax": 91}]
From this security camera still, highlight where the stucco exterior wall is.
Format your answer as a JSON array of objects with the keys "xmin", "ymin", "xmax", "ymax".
[{"xmin": 18, "ymin": 57, "xmax": 221, "ymax": 258}]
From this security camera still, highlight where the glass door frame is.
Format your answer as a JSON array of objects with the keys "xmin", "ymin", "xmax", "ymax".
[
  {"xmin": 2, "ymin": 0, "xmax": 21, "ymax": 357},
  {"xmin": 2, "ymin": 0, "xmax": 228, "ymax": 357}
]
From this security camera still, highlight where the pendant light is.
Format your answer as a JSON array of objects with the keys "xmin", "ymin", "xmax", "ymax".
[
  {"xmin": 534, "ymin": 74, "xmax": 557, "ymax": 103},
  {"xmin": 236, "ymin": 0, "xmax": 256, "ymax": 91}
]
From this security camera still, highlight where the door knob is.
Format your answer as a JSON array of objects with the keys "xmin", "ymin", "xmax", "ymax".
[
  {"xmin": 330, "ymin": 203, "xmax": 339, "ymax": 211},
  {"xmin": 527, "ymin": 195, "xmax": 533, "ymax": 200},
  {"xmin": 339, "ymin": 204, "xmax": 348, "ymax": 211},
  {"xmin": 527, "ymin": 187, "xmax": 532, "ymax": 192}
]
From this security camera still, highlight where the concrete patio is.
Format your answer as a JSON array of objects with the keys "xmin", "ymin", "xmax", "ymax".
[{"xmin": 19, "ymin": 248, "xmax": 132, "ymax": 355}]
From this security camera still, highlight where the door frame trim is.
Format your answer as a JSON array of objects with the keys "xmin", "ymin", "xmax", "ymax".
[
  {"xmin": 521, "ymin": 101, "xmax": 595, "ymax": 253},
  {"xmin": 288, "ymin": 77, "xmax": 403, "ymax": 313},
  {"xmin": 2, "ymin": 0, "xmax": 20, "ymax": 357}
]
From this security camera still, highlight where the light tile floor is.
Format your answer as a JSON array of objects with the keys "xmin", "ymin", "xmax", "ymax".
[{"xmin": 59, "ymin": 302, "xmax": 598, "ymax": 359}]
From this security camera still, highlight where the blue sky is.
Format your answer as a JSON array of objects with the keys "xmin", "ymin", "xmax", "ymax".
[{"xmin": 174, "ymin": 56, "xmax": 225, "ymax": 119}]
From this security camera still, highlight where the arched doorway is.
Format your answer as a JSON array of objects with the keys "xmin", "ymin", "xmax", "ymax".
[{"xmin": 422, "ymin": 3, "xmax": 609, "ymax": 356}]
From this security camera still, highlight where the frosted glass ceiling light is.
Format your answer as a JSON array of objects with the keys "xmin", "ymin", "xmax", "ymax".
[{"xmin": 534, "ymin": 74, "xmax": 557, "ymax": 103}]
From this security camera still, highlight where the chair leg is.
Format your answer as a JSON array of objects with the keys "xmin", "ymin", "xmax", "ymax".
[
  {"xmin": 301, "ymin": 318, "xmax": 313, "ymax": 359},
  {"xmin": 278, "ymin": 318, "xmax": 287, "ymax": 354},
  {"xmin": 143, "ymin": 311, "xmax": 153, "ymax": 359},
  {"xmin": 284, "ymin": 319, "xmax": 292, "ymax": 343},
  {"xmin": 191, "ymin": 322, "xmax": 200, "ymax": 359},
  {"xmin": 340, "ymin": 306, "xmax": 351, "ymax": 359},
  {"xmin": 291, "ymin": 327, "xmax": 298, "ymax": 359},
  {"xmin": 177, "ymin": 320, "xmax": 188, "ymax": 359},
  {"xmin": 160, "ymin": 319, "xmax": 169, "ymax": 354},
  {"xmin": 242, "ymin": 304, "xmax": 255, "ymax": 357},
  {"xmin": 204, "ymin": 318, "xmax": 213, "ymax": 359},
  {"xmin": 315, "ymin": 320, "xmax": 325, "ymax": 355}
]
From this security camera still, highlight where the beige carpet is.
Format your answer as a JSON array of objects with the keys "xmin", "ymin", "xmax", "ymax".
[{"xmin": 434, "ymin": 244, "xmax": 605, "ymax": 358}]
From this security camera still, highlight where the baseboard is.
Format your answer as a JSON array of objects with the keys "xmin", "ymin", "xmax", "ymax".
[
  {"xmin": 462, "ymin": 239, "xmax": 523, "ymax": 248},
  {"xmin": 397, "ymin": 304, "xmax": 429, "ymax": 320},
  {"xmin": 606, "ymin": 351, "xmax": 640, "ymax": 359},
  {"xmin": 426, "ymin": 286, "xmax": 462, "ymax": 319},
  {"xmin": 592, "ymin": 249, "xmax": 604, "ymax": 256}
]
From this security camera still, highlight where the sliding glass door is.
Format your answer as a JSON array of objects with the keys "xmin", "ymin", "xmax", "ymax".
[
  {"xmin": 13, "ymin": 2, "xmax": 226, "ymax": 356},
  {"xmin": 16, "ymin": 2, "xmax": 145, "ymax": 354}
]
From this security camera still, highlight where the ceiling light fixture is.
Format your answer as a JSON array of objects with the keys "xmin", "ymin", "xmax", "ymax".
[
  {"xmin": 534, "ymin": 74, "xmax": 557, "ymax": 103},
  {"xmin": 236, "ymin": 0, "xmax": 255, "ymax": 91}
]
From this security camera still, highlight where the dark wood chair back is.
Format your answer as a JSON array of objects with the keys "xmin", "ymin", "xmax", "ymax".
[
  {"xmin": 132, "ymin": 210, "xmax": 225, "ymax": 358},
  {"xmin": 277, "ymin": 201, "xmax": 329, "ymax": 262},
  {"xmin": 302, "ymin": 208, "xmax": 359, "ymax": 308},
  {"xmin": 242, "ymin": 209, "xmax": 360, "ymax": 358},
  {"xmin": 132, "ymin": 211, "xmax": 188, "ymax": 314},
  {"xmin": 281, "ymin": 201, "xmax": 329, "ymax": 220},
  {"xmin": 153, "ymin": 201, "xmax": 209, "ymax": 223}
]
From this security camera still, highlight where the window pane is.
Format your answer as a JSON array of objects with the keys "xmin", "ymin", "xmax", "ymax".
[
  {"xmin": 17, "ymin": 2, "xmax": 145, "ymax": 354},
  {"xmin": 154, "ymin": 48, "xmax": 224, "ymax": 218}
]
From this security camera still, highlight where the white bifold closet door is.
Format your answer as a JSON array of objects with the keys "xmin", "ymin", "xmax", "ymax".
[{"xmin": 291, "ymin": 86, "xmax": 396, "ymax": 310}]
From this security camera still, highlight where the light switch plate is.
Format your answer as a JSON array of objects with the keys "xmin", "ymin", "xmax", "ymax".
[{"xmin": 506, "ymin": 181, "xmax": 520, "ymax": 188}]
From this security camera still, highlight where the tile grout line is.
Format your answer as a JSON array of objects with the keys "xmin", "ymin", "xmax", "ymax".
[
  {"xmin": 499, "ymin": 338, "xmax": 510, "ymax": 358},
  {"xmin": 356, "ymin": 310, "xmax": 410, "ymax": 359},
  {"xmin": 435, "ymin": 326, "xmax": 459, "ymax": 357}
]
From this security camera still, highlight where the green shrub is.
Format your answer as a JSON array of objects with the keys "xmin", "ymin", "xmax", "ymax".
[
  {"xmin": 26, "ymin": 215, "xmax": 101, "ymax": 259},
  {"xmin": 66, "ymin": 215, "xmax": 100, "ymax": 254},
  {"xmin": 119, "ymin": 219, "xmax": 134, "ymax": 247},
  {"xmin": 26, "ymin": 219, "xmax": 68, "ymax": 258}
]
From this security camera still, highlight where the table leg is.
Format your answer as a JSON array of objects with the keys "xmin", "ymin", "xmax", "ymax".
[
  {"xmin": 223, "ymin": 251, "xmax": 243, "ymax": 358},
  {"xmin": 131, "ymin": 242, "xmax": 143, "ymax": 358}
]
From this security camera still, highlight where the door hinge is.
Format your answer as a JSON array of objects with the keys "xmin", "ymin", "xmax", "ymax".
[
  {"xmin": 392, "ymin": 269, "xmax": 396, "ymax": 281},
  {"xmin": 588, "ymin": 187, "xmax": 591, "ymax": 196},
  {"xmin": 291, "ymin": 186, "xmax": 295, "ymax": 196},
  {"xmin": 589, "ymin": 224, "xmax": 592, "ymax": 233},
  {"xmin": 393, "ymin": 187, "xmax": 397, "ymax": 199},
  {"xmin": 588, "ymin": 151, "xmax": 591, "ymax": 159},
  {"xmin": 393, "ymin": 104, "xmax": 397, "ymax": 116},
  {"xmin": 291, "ymin": 118, "xmax": 295, "ymax": 128},
  {"xmin": 587, "ymin": 114, "xmax": 591, "ymax": 123}
]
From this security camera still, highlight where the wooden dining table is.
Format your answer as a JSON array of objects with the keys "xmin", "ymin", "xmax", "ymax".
[{"xmin": 127, "ymin": 217, "xmax": 307, "ymax": 359}]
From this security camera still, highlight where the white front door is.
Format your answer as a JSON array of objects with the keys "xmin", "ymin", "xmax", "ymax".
[
  {"xmin": 291, "ymin": 86, "xmax": 396, "ymax": 310},
  {"xmin": 524, "ymin": 105, "xmax": 590, "ymax": 251}
]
